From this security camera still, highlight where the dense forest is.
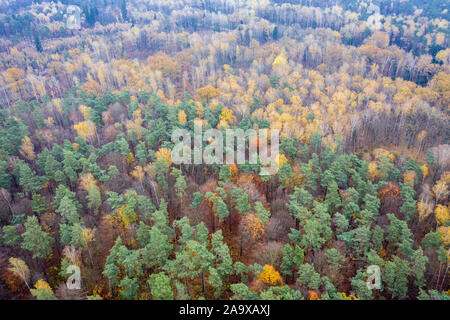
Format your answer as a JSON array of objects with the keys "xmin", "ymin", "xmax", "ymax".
[{"xmin": 0, "ymin": 0, "xmax": 449, "ymax": 300}]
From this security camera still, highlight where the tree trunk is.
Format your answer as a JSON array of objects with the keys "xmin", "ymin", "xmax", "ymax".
[
  {"xmin": 0, "ymin": 190, "xmax": 14, "ymax": 219},
  {"xmin": 239, "ymin": 236, "xmax": 243, "ymax": 257},
  {"xmin": 185, "ymin": 277, "xmax": 191, "ymax": 298},
  {"xmin": 201, "ymin": 272, "xmax": 206, "ymax": 299},
  {"xmin": 439, "ymin": 264, "xmax": 449, "ymax": 291},
  {"xmin": 211, "ymin": 211, "xmax": 216, "ymax": 233}
]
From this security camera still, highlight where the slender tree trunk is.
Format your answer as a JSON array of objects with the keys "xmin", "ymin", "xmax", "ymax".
[
  {"xmin": 435, "ymin": 262, "xmax": 442, "ymax": 289},
  {"xmin": 148, "ymin": 282, "xmax": 152, "ymax": 299},
  {"xmin": 439, "ymin": 264, "xmax": 449, "ymax": 291},
  {"xmin": 85, "ymin": 242, "xmax": 95, "ymax": 269},
  {"xmin": 178, "ymin": 198, "xmax": 182, "ymax": 220},
  {"xmin": 0, "ymin": 190, "xmax": 14, "ymax": 219},
  {"xmin": 211, "ymin": 211, "xmax": 216, "ymax": 233},
  {"xmin": 239, "ymin": 236, "xmax": 243, "ymax": 257},
  {"xmin": 39, "ymin": 258, "xmax": 48, "ymax": 279},
  {"xmin": 201, "ymin": 272, "xmax": 206, "ymax": 299},
  {"xmin": 185, "ymin": 277, "xmax": 191, "ymax": 298}
]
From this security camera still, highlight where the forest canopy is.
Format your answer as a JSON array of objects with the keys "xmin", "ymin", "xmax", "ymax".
[{"xmin": 0, "ymin": 0, "xmax": 448, "ymax": 301}]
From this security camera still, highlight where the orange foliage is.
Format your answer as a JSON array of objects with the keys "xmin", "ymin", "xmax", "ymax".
[
  {"xmin": 82, "ymin": 73, "xmax": 102, "ymax": 95},
  {"xmin": 377, "ymin": 182, "xmax": 400, "ymax": 202},
  {"xmin": 403, "ymin": 170, "xmax": 416, "ymax": 184},
  {"xmin": 2, "ymin": 270, "xmax": 27, "ymax": 295},
  {"xmin": 147, "ymin": 52, "xmax": 179, "ymax": 79},
  {"xmin": 229, "ymin": 164, "xmax": 239, "ymax": 183},
  {"xmin": 131, "ymin": 165, "xmax": 145, "ymax": 183},
  {"xmin": 258, "ymin": 265, "xmax": 283, "ymax": 286},
  {"xmin": 241, "ymin": 214, "xmax": 265, "ymax": 242},
  {"xmin": 196, "ymin": 85, "xmax": 220, "ymax": 102},
  {"xmin": 308, "ymin": 290, "xmax": 320, "ymax": 300}
]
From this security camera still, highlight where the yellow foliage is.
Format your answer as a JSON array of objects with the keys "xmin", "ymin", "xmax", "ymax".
[
  {"xmin": 272, "ymin": 54, "xmax": 287, "ymax": 70},
  {"xmin": 217, "ymin": 119, "xmax": 229, "ymax": 130},
  {"xmin": 155, "ymin": 148, "xmax": 173, "ymax": 166},
  {"xmin": 373, "ymin": 148, "xmax": 395, "ymax": 162},
  {"xmin": 367, "ymin": 162, "xmax": 381, "ymax": 182},
  {"xmin": 157, "ymin": 90, "xmax": 165, "ymax": 101},
  {"xmin": 8, "ymin": 257, "xmax": 30, "ymax": 285},
  {"xmin": 435, "ymin": 205, "xmax": 449, "ymax": 226},
  {"xmin": 73, "ymin": 120, "xmax": 96, "ymax": 141},
  {"xmin": 147, "ymin": 52, "xmax": 179, "ymax": 78},
  {"xmin": 309, "ymin": 290, "xmax": 320, "ymax": 300},
  {"xmin": 19, "ymin": 136, "xmax": 36, "ymax": 160},
  {"xmin": 417, "ymin": 130, "xmax": 427, "ymax": 143},
  {"xmin": 403, "ymin": 170, "xmax": 416, "ymax": 184},
  {"xmin": 126, "ymin": 117, "xmax": 144, "ymax": 139},
  {"xmin": 41, "ymin": 180, "xmax": 49, "ymax": 190},
  {"xmin": 93, "ymin": 283, "xmax": 106, "ymax": 299},
  {"xmin": 178, "ymin": 109, "xmax": 187, "ymax": 125},
  {"xmin": 433, "ymin": 181, "xmax": 448, "ymax": 202},
  {"xmin": 417, "ymin": 201, "xmax": 434, "ymax": 221},
  {"xmin": 436, "ymin": 49, "xmax": 450, "ymax": 64},
  {"xmin": 242, "ymin": 214, "xmax": 265, "ymax": 242},
  {"xmin": 196, "ymin": 85, "xmax": 220, "ymax": 101},
  {"xmin": 80, "ymin": 173, "xmax": 98, "ymax": 193},
  {"xmin": 219, "ymin": 107, "xmax": 236, "ymax": 123},
  {"xmin": 430, "ymin": 72, "xmax": 450, "ymax": 109},
  {"xmin": 44, "ymin": 117, "xmax": 55, "ymax": 127},
  {"xmin": 438, "ymin": 226, "xmax": 450, "ymax": 247},
  {"xmin": 258, "ymin": 265, "xmax": 283, "ymax": 286},
  {"xmin": 229, "ymin": 164, "xmax": 239, "ymax": 182},
  {"xmin": 62, "ymin": 246, "xmax": 81, "ymax": 266},
  {"xmin": 421, "ymin": 165, "xmax": 429, "ymax": 178},
  {"xmin": 132, "ymin": 109, "xmax": 141, "ymax": 118},
  {"xmin": 131, "ymin": 165, "xmax": 145, "ymax": 182},
  {"xmin": 82, "ymin": 73, "xmax": 102, "ymax": 95},
  {"xmin": 276, "ymin": 153, "xmax": 289, "ymax": 167},
  {"xmin": 195, "ymin": 102, "xmax": 204, "ymax": 117},
  {"xmin": 82, "ymin": 228, "xmax": 95, "ymax": 244},
  {"xmin": 341, "ymin": 292, "xmax": 360, "ymax": 300},
  {"xmin": 117, "ymin": 204, "xmax": 137, "ymax": 227},
  {"xmin": 223, "ymin": 64, "xmax": 233, "ymax": 75},
  {"xmin": 436, "ymin": 32, "xmax": 445, "ymax": 46},
  {"xmin": 52, "ymin": 98, "xmax": 62, "ymax": 113},
  {"xmin": 440, "ymin": 172, "xmax": 450, "ymax": 184},
  {"xmin": 79, "ymin": 105, "xmax": 90, "ymax": 120},
  {"xmin": 34, "ymin": 279, "xmax": 52, "ymax": 291},
  {"xmin": 6, "ymin": 67, "xmax": 24, "ymax": 83},
  {"xmin": 127, "ymin": 152, "xmax": 135, "ymax": 164}
]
